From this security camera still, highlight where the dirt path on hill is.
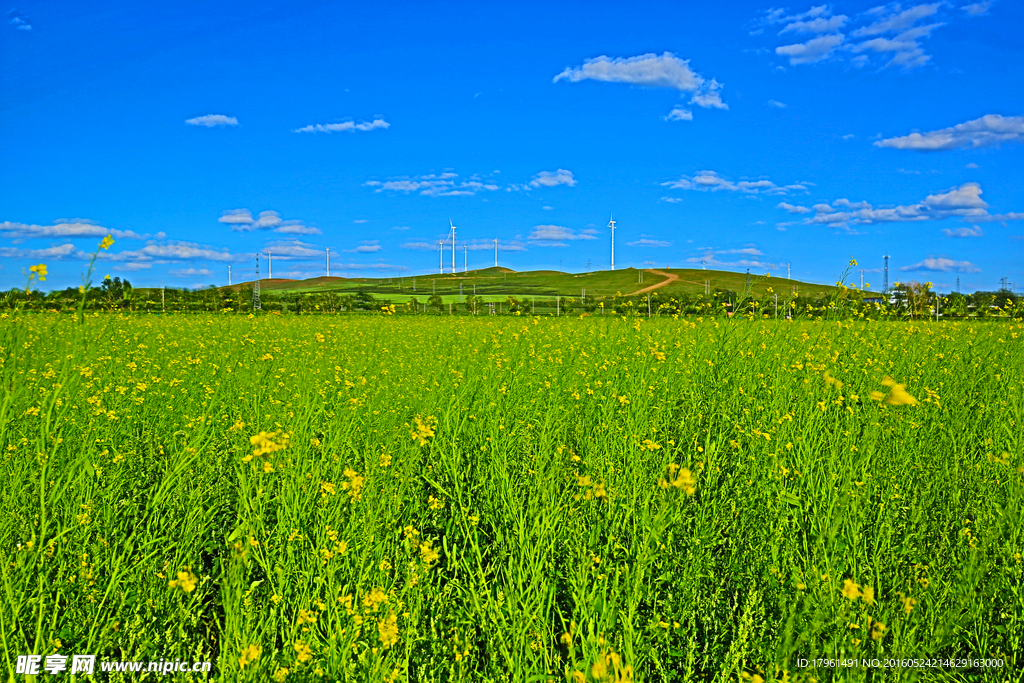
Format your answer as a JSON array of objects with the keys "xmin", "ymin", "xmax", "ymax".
[{"xmin": 628, "ymin": 270, "xmax": 679, "ymax": 296}]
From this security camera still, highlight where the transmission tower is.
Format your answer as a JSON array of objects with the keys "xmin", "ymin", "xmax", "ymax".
[
  {"xmin": 253, "ymin": 254, "xmax": 262, "ymax": 310},
  {"xmin": 1000, "ymin": 276, "xmax": 1010, "ymax": 291}
]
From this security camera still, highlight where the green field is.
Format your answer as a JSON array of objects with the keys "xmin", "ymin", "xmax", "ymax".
[{"xmin": 1, "ymin": 314, "xmax": 1021, "ymax": 682}]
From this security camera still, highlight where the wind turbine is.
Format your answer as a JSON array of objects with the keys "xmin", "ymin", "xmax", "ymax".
[
  {"xmin": 449, "ymin": 218, "xmax": 457, "ymax": 275},
  {"xmin": 494, "ymin": 238, "xmax": 498, "ymax": 267},
  {"xmin": 608, "ymin": 214, "xmax": 617, "ymax": 271}
]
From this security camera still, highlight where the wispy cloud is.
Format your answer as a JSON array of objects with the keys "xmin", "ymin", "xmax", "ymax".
[
  {"xmin": 768, "ymin": 100, "xmax": 787, "ymax": 108},
  {"xmin": 169, "ymin": 268, "xmax": 214, "ymax": 277},
  {"xmin": 663, "ymin": 171, "xmax": 807, "ymax": 195},
  {"xmin": 901, "ymin": 257, "xmax": 980, "ymax": 273},
  {"xmin": 784, "ymin": 182, "xmax": 1024, "ymax": 231},
  {"xmin": 185, "ymin": 114, "xmax": 238, "ymax": 127},
  {"xmin": 777, "ymin": 202, "xmax": 812, "ymax": 214},
  {"xmin": 6, "ymin": 9, "xmax": 31, "ymax": 30},
  {"xmin": 294, "ymin": 118, "xmax": 390, "ymax": 134},
  {"xmin": 365, "ymin": 171, "xmax": 501, "ymax": 197},
  {"xmin": 528, "ymin": 225, "xmax": 597, "ymax": 247},
  {"xmin": 961, "ymin": 1, "xmax": 996, "ymax": 16},
  {"xmin": 942, "ymin": 226, "xmax": 984, "ymax": 237},
  {"xmin": 530, "ymin": 169, "xmax": 577, "ymax": 188},
  {"xmin": 0, "ymin": 219, "xmax": 146, "ymax": 240},
  {"xmin": 554, "ymin": 52, "xmax": 727, "ymax": 116},
  {"xmin": 627, "ymin": 238, "xmax": 672, "ymax": 248},
  {"xmin": 875, "ymin": 114, "xmax": 1024, "ymax": 151},
  {"xmin": 217, "ymin": 209, "xmax": 320, "ymax": 234},
  {"xmin": 664, "ymin": 108, "xmax": 693, "ymax": 122},
  {"xmin": 761, "ymin": 3, "xmax": 953, "ymax": 69},
  {"xmin": 342, "ymin": 241, "xmax": 382, "ymax": 253}
]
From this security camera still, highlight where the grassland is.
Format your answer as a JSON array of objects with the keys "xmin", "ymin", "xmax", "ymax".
[{"xmin": 1, "ymin": 313, "xmax": 1021, "ymax": 682}]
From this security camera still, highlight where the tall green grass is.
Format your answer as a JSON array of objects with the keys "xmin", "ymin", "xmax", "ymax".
[{"xmin": 1, "ymin": 313, "xmax": 1021, "ymax": 682}]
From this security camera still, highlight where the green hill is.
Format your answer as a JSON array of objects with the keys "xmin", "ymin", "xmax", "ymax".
[{"xmin": 220, "ymin": 267, "xmax": 838, "ymax": 301}]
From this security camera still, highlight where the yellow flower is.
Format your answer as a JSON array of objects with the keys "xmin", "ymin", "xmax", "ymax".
[
  {"xmin": 104, "ymin": 274, "xmax": 111, "ymax": 280},
  {"xmin": 861, "ymin": 586, "xmax": 875, "ymax": 604},
  {"xmin": 419, "ymin": 541, "xmax": 440, "ymax": 565},
  {"xmin": 238, "ymin": 644, "xmax": 262, "ymax": 669},
  {"xmin": 901, "ymin": 596, "xmax": 917, "ymax": 614},
  {"xmin": 29, "ymin": 264, "xmax": 48, "ymax": 281},
  {"xmin": 871, "ymin": 621, "xmax": 887, "ymax": 640},
  {"xmin": 659, "ymin": 463, "xmax": 696, "ymax": 495},
  {"xmin": 841, "ymin": 579, "xmax": 861, "ymax": 600},
  {"xmin": 168, "ymin": 570, "xmax": 197, "ymax": 593},
  {"xmin": 99, "ymin": 234, "xmax": 115, "ymax": 250},
  {"xmin": 377, "ymin": 612, "xmax": 399, "ymax": 648},
  {"xmin": 410, "ymin": 415, "xmax": 436, "ymax": 446},
  {"xmin": 881, "ymin": 377, "xmax": 918, "ymax": 406},
  {"xmin": 293, "ymin": 641, "xmax": 312, "ymax": 663},
  {"xmin": 273, "ymin": 667, "xmax": 290, "ymax": 682},
  {"xmin": 823, "ymin": 370, "xmax": 844, "ymax": 390}
]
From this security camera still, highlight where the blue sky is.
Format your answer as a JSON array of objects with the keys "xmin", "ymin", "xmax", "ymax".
[{"xmin": 2, "ymin": 0, "xmax": 1022, "ymax": 292}]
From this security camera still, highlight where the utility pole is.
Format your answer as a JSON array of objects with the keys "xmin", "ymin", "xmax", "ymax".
[
  {"xmin": 608, "ymin": 215, "xmax": 616, "ymax": 271},
  {"xmin": 228, "ymin": 265, "xmax": 232, "ymax": 286},
  {"xmin": 787, "ymin": 262, "xmax": 791, "ymax": 280},
  {"xmin": 883, "ymin": 255, "xmax": 890, "ymax": 294},
  {"xmin": 956, "ymin": 276, "xmax": 960, "ymax": 294},
  {"xmin": 860, "ymin": 270, "xmax": 864, "ymax": 289},
  {"xmin": 253, "ymin": 255, "xmax": 261, "ymax": 310},
  {"xmin": 326, "ymin": 248, "xmax": 330, "ymax": 277},
  {"xmin": 746, "ymin": 268, "xmax": 750, "ymax": 292},
  {"xmin": 439, "ymin": 241, "xmax": 443, "ymax": 274}
]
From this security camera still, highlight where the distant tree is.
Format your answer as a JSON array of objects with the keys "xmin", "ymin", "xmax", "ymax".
[{"xmin": 427, "ymin": 293, "xmax": 443, "ymax": 313}]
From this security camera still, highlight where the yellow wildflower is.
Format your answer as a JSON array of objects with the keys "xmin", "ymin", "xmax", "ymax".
[
  {"xmin": 99, "ymin": 235, "xmax": 115, "ymax": 250},
  {"xmin": 168, "ymin": 570, "xmax": 197, "ymax": 593},
  {"xmin": 881, "ymin": 377, "xmax": 918, "ymax": 406},
  {"xmin": 293, "ymin": 641, "xmax": 312, "ymax": 663},
  {"xmin": 378, "ymin": 611, "xmax": 399, "ymax": 647},
  {"xmin": 841, "ymin": 579, "xmax": 861, "ymax": 600},
  {"xmin": 238, "ymin": 644, "xmax": 261, "ymax": 669},
  {"xmin": 29, "ymin": 264, "xmax": 47, "ymax": 281},
  {"xmin": 410, "ymin": 415, "xmax": 436, "ymax": 446}
]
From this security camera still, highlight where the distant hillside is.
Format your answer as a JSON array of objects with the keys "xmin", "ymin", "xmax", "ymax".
[{"xmin": 219, "ymin": 267, "xmax": 838, "ymax": 300}]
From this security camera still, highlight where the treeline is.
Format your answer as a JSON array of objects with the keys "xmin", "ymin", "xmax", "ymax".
[{"xmin": 2, "ymin": 279, "xmax": 1021, "ymax": 320}]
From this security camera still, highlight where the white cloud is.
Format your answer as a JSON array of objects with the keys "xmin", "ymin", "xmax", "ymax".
[
  {"xmin": 0, "ymin": 244, "xmax": 88, "ymax": 260},
  {"xmin": 294, "ymin": 118, "xmax": 390, "ymax": 133},
  {"xmin": 7, "ymin": 9, "xmax": 31, "ymax": 29},
  {"xmin": 554, "ymin": 52, "xmax": 705, "ymax": 91},
  {"xmin": 365, "ymin": 171, "xmax": 501, "ymax": 197},
  {"xmin": 343, "ymin": 241, "xmax": 382, "ymax": 253},
  {"xmin": 528, "ymin": 225, "xmax": 597, "ymax": 245},
  {"xmin": 663, "ymin": 171, "xmax": 806, "ymax": 195},
  {"xmin": 169, "ymin": 268, "xmax": 214, "ymax": 277},
  {"xmin": 275, "ymin": 223, "xmax": 322, "ymax": 235},
  {"xmin": 777, "ymin": 202, "xmax": 812, "ymax": 214},
  {"xmin": 875, "ymin": 114, "xmax": 1024, "ymax": 151},
  {"xmin": 401, "ymin": 241, "xmax": 438, "ymax": 251},
  {"xmin": 852, "ymin": 4, "xmax": 941, "ymax": 37},
  {"xmin": 185, "ymin": 114, "xmax": 238, "ymax": 127},
  {"xmin": 901, "ymin": 257, "xmax": 980, "ymax": 273},
  {"xmin": 554, "ymin": 52, "xmax": 727, "ymax": 114},
  {"xmin": 966, "ymin": 162, "xmax": 979, "ymax": 168},
  {"xmin": 768, "ymin": 100, "xmax": 787, "ymax": 108},
  {"xmin": 780, "ymin": 15, "xmax": 849, "ymax": 33},
  {"xmin": 962, "ymin": 1, "xmax": 995, "ymax": 16},
  {"xmin": 391, "ymin": 226, "xmax": 409, "ymax": 230},
  {"xmin": 664, "ymin": 108, "xmax": 693, "ymax": 121},
  {"xmin": 542, "ymin": 206, "xmax": 554, "ymax": 211},
  {"xmin": 260, "ymin": 240, "xmax": 325, "ymax": 260},
  {"xmin": 776, "ymin": 34, "xmax": 845, "ymax": 64},
  {"xmin": 689, "ymin": 81, "xmax": 728, "ymax": 109},
  {"xmin": 661, "ymin": 197, "xmax": 683, "ymax": 203},
  {"xmin": 764, "ymin": 2, "xmax": 952, "ymax": 70},
  {"xmin": 111, "ymin": 240, "xmax": 239, "ymax": 263},
  {"xmin": 530, "ymin": 169, "xmax": 577, "ymax": 188},
  {"xmin": 0, "ymin": 220, "xmax": 145, "ymax": 240},
  {"xmin": 791, "ymin": 182, "xmax": 1024, "ymax": 230},
  {"xmin": 353, "ymin": 219, "xmax": 369, "ymax": 224},
  {"xmin": 218, "ymin": 208, "xmax": 320, "ymax": 234},
  {"xmin": 942, "ymin": 226, "xmax": 984, "ymax": 237},
  {"xmin": 627, "ymin": 238, "xmax": 671, "ymax": 247}
]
